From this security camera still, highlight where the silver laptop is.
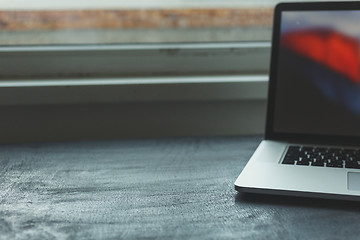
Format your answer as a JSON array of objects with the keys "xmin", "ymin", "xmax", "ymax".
[{"xmin": 235, "ymin": 1, "xmax": 360, "ymax": 201}]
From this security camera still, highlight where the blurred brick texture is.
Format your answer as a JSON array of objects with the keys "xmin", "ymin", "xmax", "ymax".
[{"xmin": 0, "ymin": 8, "xmax": 273, "ymax": 30}]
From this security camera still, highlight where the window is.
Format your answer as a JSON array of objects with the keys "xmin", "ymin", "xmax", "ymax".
[
  {"xmin": 0, "ymin": 1, "xmax": 310, "ymax": 141},
  {"xmin": 0, "ymin": 0, "xmax": 276, "ymax": 82}
]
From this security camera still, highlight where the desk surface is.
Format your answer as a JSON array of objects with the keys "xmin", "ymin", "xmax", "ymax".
[{"xmin": 1, "ymin": 136, "xmax": 360, "ymax": 239}]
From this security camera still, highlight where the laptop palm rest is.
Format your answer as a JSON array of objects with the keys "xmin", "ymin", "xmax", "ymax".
[{"xmin": 347, "ymin": 172, "xmax": 360, "ymax": 191}]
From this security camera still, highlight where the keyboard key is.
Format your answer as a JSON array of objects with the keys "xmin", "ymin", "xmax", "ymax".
[
  {"xmin": 345, "ymin": 161, "xmax": 360, "ymax": 169},
  {"xmin": 326, "ymin": 161, "xmax": 343, "ymax": 168},
  {"xmin": 296, "ymin": 158, "xmax": 309, "ymax": 166},
  {"xmin": 311, "ymin": 159, "xmax": 325, "ymax": 167},
  {"xmin": 282, "ymin": 157, "xmax": 296, "ymax": 164}
]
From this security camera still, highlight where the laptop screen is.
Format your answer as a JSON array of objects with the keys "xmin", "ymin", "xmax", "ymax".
[{"xmin": 273, "ymin": 9, "xmax": 360, "ymax": 138}]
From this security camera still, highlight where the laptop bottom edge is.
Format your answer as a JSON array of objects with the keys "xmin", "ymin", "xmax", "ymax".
[{"xmin": 235, "ymin": 185, "xmax": 360, "ymax": 201}]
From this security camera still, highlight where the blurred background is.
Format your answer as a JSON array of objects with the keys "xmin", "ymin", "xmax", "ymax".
[{"xmin": 0, "ymin": 0, "xmax": 295, "ymax": 45}]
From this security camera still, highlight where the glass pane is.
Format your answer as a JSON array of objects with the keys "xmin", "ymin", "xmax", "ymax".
[{"xmin": 0, "ymin": 0, "xmax": 314, "ymax": 45}]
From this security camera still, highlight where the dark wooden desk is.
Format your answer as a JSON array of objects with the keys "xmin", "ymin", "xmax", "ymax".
[{"xmin": 1, "ymin": 136, "xmax": 360, "ymax": 239}]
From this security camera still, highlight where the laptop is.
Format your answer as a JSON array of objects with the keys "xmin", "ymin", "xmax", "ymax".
[{"xmin": 234, "ymin": 1, "xmax": 360, "ymax": 201}]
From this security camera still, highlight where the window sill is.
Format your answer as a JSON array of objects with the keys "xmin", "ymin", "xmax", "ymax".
[{"xmin": 0, "ymin": 75, "xmax": 268, "ymax": 105}]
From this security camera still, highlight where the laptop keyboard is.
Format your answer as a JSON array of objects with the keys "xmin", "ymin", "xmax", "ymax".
[{"xmin": 282, "ymin": 145, "xmax": 360, "ymax": 169}]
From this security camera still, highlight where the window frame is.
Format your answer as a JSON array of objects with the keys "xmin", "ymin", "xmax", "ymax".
[
  {"xmin": 0, "ymin": 42, "xmax": 270, "ymax": 105},
  {"xmin": 1, "ymin": 42, "xmax": 270, "ymax": 78}
]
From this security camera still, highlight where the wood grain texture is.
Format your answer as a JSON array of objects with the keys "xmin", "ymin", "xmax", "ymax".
[
  {"xmin": 0, "ymin": 9, "xmax": 273, "ymax": 31},
  {"xmin": 1, "ymin": 136, "xmax": 360, "ymax": 239}
]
